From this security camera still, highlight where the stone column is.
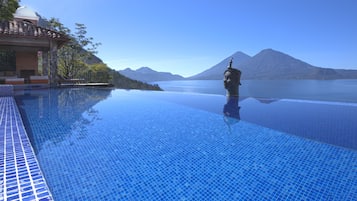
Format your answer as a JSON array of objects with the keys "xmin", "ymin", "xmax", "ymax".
[
  {"xmin": 49, "ymin": 40, "xmax": 58, "ymax": 87},
  {"xmin": 42, "ymin": 51, "xmax": 48, "ymax": 76}
]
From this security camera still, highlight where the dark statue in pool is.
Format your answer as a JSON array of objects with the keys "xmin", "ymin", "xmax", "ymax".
[{"xmin": 223, "ymin": 58, "xmax": 242, "ymax": 97}]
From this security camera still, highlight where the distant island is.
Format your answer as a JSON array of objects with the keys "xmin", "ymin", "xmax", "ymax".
[{"xmin": 120, "ymin": 49, "xmax": 357, "ymax": 82}]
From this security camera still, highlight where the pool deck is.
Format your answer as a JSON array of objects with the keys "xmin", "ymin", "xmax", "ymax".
[{"xmin": 0, "ymin": 96, "xmax": 53, "ymax": 201}]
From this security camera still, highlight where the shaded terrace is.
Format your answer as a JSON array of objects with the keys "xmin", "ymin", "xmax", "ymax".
[{"xmin": 0, "ymin": 8, "xmax": 68, "ymax": 87}]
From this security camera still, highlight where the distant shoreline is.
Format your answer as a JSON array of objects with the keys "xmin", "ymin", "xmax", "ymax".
[{"xmin": 152, "ymin": 79, "xmax": 357, "ymax": 103}]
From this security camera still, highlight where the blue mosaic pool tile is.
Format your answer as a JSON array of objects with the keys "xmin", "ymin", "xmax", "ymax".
[
  {"xmin": 0, "ymin": 97, "xmax": 53, "ymax": 201},
  {"xmin": 11, "ymin": 89, "xmax": 357, "ymax": 200},
  {"xmin": 16, "ymin": 90, "xmax": 355, "ymax": 201}
]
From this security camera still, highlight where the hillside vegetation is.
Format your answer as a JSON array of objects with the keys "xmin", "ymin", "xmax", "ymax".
[{"xmin": 46, "ymin": 18, "xmax": 161, "ymax": 90}]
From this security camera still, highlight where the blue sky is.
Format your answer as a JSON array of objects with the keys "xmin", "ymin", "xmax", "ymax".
[{"xmin": 21, "ymin": 0, "xmax": 357, "ymax": 77}]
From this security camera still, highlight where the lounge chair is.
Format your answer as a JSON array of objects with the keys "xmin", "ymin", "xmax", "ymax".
[
  {"xmin": 29, "ymin": 75, "xmax": 49, "ymax": 84},
  {"xmin": 4, "ymin": 77, "xmax": 25, "ymax": 84}
]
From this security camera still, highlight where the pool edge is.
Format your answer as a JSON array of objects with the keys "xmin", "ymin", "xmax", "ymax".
[{"xmin": 0, "ymin": 96, "xmax": 53, "ymax": 201}]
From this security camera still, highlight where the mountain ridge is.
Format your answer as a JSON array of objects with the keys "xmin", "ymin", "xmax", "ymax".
[
  {"xmin": 189, "ymin": 48, "xmax": 357, "ymax": 80},
  {"xmin": 119, "ymin": 67, "xmax": 184, "ymax": 82},
  {"xmin": 188, "ymin": 51, "xmax": 251, "ymax": 80},
  {"xmin": 119, "ymin": 48, "xmax": 357, "ymax": 81}
]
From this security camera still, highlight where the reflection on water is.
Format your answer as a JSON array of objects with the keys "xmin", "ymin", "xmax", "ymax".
[
  {"xmin": 222, "ymin": 96, "xmax": 279, "ymax": 134},
  {"xmin": 223, "ymin": 96, "xmax": 241, "ymax": 131},
  {"xmin": 15, "ymin": 88, "xmax": 357, "ymax": 152},
  {"xmin": 16, "ymin": 88, "xmax": 112, "ymax": 153},
  {"xmin": 153, "ymin": 79, "xmax": 357, "ymax": 103}
]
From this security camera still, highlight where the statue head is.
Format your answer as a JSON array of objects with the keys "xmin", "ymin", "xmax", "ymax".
[{"xmin": 223, "ymin": 58, "xmax": 241, "ymax": 97}]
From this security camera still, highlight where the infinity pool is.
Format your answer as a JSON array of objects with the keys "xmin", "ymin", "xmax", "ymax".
[{"xmin": 15, "ymin": 88, "xmax": 357, "ymax": 200}]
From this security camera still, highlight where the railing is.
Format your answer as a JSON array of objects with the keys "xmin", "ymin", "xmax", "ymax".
[{"xmin": 0, "ymin": 20, "xmax": 67, "ymax": 40}]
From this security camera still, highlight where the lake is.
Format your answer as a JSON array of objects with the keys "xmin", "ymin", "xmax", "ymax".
[{"xmin": 152, "ymin": 79, "xmax": 357, "ymax": 103}]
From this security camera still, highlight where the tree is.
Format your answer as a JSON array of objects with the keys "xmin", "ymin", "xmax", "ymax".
[
  {"xmin": 47, "ymin": 18, "xmax": 161, "ymax": 90},
  {"xmin": 0, "ymin": 0, "xmax": 20, "ymax": 21},
  {"xmin": 48, "ymin": 18, "xmax": 101, "ymax": 79},
  {"xmin": 75, "ymin": 23, "xmax": 101, "ymax": 57}
]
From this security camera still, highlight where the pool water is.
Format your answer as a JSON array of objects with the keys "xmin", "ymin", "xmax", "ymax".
[{"xmin": 15, "ymin": 88, "xmax": 357, "ymax": 200}]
